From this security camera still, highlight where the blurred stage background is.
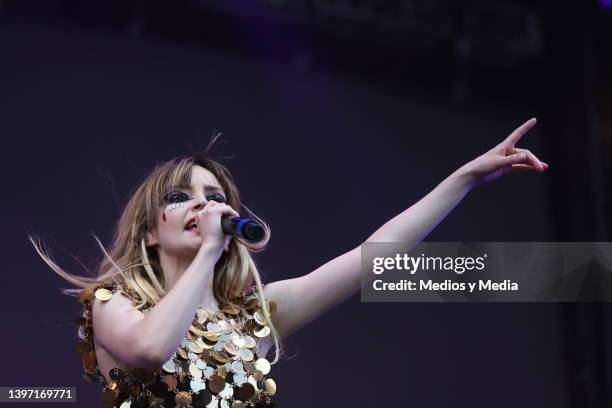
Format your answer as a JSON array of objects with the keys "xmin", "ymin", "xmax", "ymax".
[{"xmin": 1, "ymin": 1, "xmax": 611, "ymax": 407}]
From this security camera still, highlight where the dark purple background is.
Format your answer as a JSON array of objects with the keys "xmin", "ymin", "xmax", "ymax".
[{"xmin": 1, "ymin": 2, "xmax": 611, "ymax": 407}]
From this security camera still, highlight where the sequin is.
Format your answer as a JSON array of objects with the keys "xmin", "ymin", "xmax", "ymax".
[
  {"xmin": 235, "ymin": 383, "xmax": 256, "ymax": 401},
  {"xmin": 211, "ymin": 350, "xmax": 229, "ymax": 364},
  {"xmin": 254, "ymin": 358, "xmax": 271, "ymax": 375},
  {"xmin": 232, "ymin": 336, "xmax": 246, "ymax": 348},
  {"xmin": 253, "ymin": 311, "xmax": 266, "ymax": 326},
  {"xmin": 254, "ymin": 326, "xmax": 271, "ymax": 338},
  {"xmin": 162, "ymin": 357, "xmax": 176, "ymax": 373},
  {"xmin": 188, "ymin": 340, "xmax": 204, "ymax": 354},
  {"xmin": 78, "ymin": 284, "xmax": 278, "ymax": 408},
  {"xmin": 243, "ymin": 361, "xmax": 256, "ymax": 374},
  {"xmin": 245, "ymin": 298, "xmax": 259, "ymax": 310},
  {"xmin": 100, "ymin": 390, "xmax": 115, "ymax": 408},
  {"xmin": 233, "ymin": 372, "xmax": 247, "ymax": 386},
  {"xmin": 207, "ymin": 322, "xmax": 222, "ymax": 332},
  {"xmin": 203, "ymin": 331, "xmax": 221, "ymax": 342},
  {"xmin": 148, "ymin": 396, "xmax": 164, "ymax": 408},
  {"xmin": 94, "ymin": 288, "xmax": 113, "ymax": 301},
  {"xmin": 200, "ymin": 338, "xmax": 215, "ymax": 349},
  {"xmin": 176, "ymin": 347, "xmax": 189, "ymax": 360},
  {"xmin": 222, "ymin": 304, "xmax": 241, "ymax": 315},
  {"xmin": 81, "ymin": 352, "xmax": 97, "ymax": 372},
  {"xmin": 175, "ymin": 391, "xmax": 192, "ymax": 406},
  {"xmin": 109, "ymin": 367, "xmax": 125, "ymax": 381},
  {"xmin": 238, "ymin": 348, "xmax": 254, "ymax": 361},
  {"xmin": 231, "ymin": 361, "xmax": 245, "ymax": 373},
  {"xmin": 162, "ymin": 375, "xmax": 177, "ymax": 391},
  {"xmin": 194, "ymin": 389, "xmax": 213, "ymax": 406},
  {"xmin": 219, "ymin": 382, "xmax": 234, "ymax": 399},
  {"xmin": 224, "ymin": 341, "xmax": 239, "ymax": 355},
  {"xmin": 191, "ymin": 378, "xmax": 206, "ymax": 392},
  {"xmin": 76, "ymin": 341, "xmax": 91, "ymax": 354},
  {"xmin": 217, "ymin": 321, "xmax": 230, "ymax": 331},
  {"xmin": 197, "ymin": 308, "xmax": 211, "ymax": 324},
  {"xmin": 202, "ymin": 366, "xmax": 215, "ymax": 379},
  {"xmin": 208, "ymin": 374, "xmax": 225, "ymax": 394},
  {"xmin": 189, "ymin": 363, "xmax": 203, "ymax": 379},
  {"xmin": 217, "ymin": 365, "xmax": 228, "ymax": 379},
  {"xmin": 265, "ymin": 378, "xmax": 277, "ymax": 396},
  {"xmin": 243, "ymin": 336, "xmax": 257, "ymax": 348}
]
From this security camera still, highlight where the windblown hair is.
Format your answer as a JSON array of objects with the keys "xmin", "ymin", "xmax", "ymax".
[{"xmin": 29, "ymin": 144, "xmax": 283, "ymax": 364}]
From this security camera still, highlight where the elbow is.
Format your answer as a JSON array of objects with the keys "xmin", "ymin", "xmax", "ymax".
[
  {"xmin": 131, "ymin": 336, "xmax": 168, "ymax": 370},
  {"xmin": 125, "ymin": 322, "xmax": 177, "ymax": 370}
]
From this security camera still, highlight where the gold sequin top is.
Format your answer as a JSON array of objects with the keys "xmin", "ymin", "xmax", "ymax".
[{"xmin": 76, "ymin": 280, "xmax": 279, "ymax": 408}]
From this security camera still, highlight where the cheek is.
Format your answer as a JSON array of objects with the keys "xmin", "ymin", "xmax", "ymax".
[{"xmin": 160, "ymin": 211, "xmax": 186, "ymax": 236}]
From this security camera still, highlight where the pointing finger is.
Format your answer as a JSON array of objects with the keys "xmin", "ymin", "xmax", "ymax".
[{"xmin": 505, "ymin": 118, "xmax": 537, "ymax": 147}]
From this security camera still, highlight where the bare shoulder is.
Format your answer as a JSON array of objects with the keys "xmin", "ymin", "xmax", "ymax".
[
  {"xmin": 92, "ymin": 289, "xmax": 144, "ymax": 319},
  {"xmin": 91, "ymin": 289, "xmax": 146, "ymax": 351}
]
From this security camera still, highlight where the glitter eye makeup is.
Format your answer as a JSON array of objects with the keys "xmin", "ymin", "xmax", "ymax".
[
  {"xmin": 205, "ymin": 192, "xmax": 226, "ymax": 203},
  {"xmin": 167, "ymin": 202, "xmax": 184, "ymax": 212},
  {"xmin": 163, "ymin": 191, "xmax": 191, "ymax": 212},
  {"xmin": 163, "ymin": 191, "xmax": 192, "ymax": 204},
  {"xmin": 161, "ymin": 190, "xmax": 225, "ymax": 213}
]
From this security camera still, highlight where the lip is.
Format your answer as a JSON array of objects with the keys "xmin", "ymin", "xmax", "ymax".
[{"xmin": 184, "ymin": 216, "xmax": 197, "ymax": 229}]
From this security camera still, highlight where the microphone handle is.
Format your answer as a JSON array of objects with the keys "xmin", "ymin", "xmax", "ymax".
[{"xmin": 221, "ymin": 216, "xmax": 265, "ymax": 243}]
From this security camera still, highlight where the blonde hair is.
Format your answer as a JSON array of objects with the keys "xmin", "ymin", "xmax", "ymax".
[{"xmin": 29, "ymin": 144, "xmax": 283, "ymax": 364}]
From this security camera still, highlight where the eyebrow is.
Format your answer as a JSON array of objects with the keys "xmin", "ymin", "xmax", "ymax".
[{"xmin": 175, "ymin": 183, "xmax": 224, "ymax": 192}]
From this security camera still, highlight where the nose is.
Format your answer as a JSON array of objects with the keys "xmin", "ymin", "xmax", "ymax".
[{"xmin": 191, "ymin": 195, "xmax": 208, "ymax": 211}]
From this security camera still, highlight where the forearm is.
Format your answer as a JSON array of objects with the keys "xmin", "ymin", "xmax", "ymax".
[
  {"xmin": 134, "ymin": 245, "xmax": 219, "ymax": 364},
  {"xmin": 367, "ymin": 165, "xmax": 474, "ymax": 244}
]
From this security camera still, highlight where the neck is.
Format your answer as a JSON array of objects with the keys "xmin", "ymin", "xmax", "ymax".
[{"xmin": 157, "ymin": 249, "xmax": 220, "ymax": 313}]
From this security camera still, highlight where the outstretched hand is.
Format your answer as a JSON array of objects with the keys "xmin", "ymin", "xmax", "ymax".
[{"xmin": 463, "ymin": 118, "xmax": 549, "ymax": 187}]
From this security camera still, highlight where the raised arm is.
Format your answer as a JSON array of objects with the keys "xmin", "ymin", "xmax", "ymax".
[
  {"xmin": 263, "ymin": 118, "xmax": 548, "ymax": 338},
  {"xmin": 93, "ymin": 200, "xmax": 238, "ymax": 369},
  {"xmin": 92, "ymin": 243, "xmax": 220, "ymax": 369}
]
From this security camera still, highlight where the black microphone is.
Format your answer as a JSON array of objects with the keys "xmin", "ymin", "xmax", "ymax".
[
  {"xmin": 205, "ymin": 192, "xmax": 265, "ymax": 243},
  {"xmin": 221, "ymin": 217, "xmax": 265, "ymax": 243}
]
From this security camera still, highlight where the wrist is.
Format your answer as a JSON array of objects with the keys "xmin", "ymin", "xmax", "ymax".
[
  {"xmin": 185, "ymin": 244, "xmax": 222, "ymax": 281},
  {"xmin": 452, "ymin": 162, "xmax": 478, "ymax": 191},
  {"xmin": 197, "ymin": 241, "xmax": 223, "ymax": 259}
]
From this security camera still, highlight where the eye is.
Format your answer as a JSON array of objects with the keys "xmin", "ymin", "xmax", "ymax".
[
  {"xmin": 163, "ymin": 191, "xmax": 191, "ymax": 204},
  {"xmin": 205, "ymin": 192, "xmax": 226, "ymax": 203}
]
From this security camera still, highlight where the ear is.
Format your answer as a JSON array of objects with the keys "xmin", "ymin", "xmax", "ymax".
[{"xmin": 145, "ymin": 230, "xmax": 159, "ymax": 247}]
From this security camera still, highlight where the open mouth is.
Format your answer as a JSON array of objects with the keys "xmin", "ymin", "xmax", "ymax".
[{"xmin": 185, "ymin": 217, "xmax": 198, "ymax": 233}]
